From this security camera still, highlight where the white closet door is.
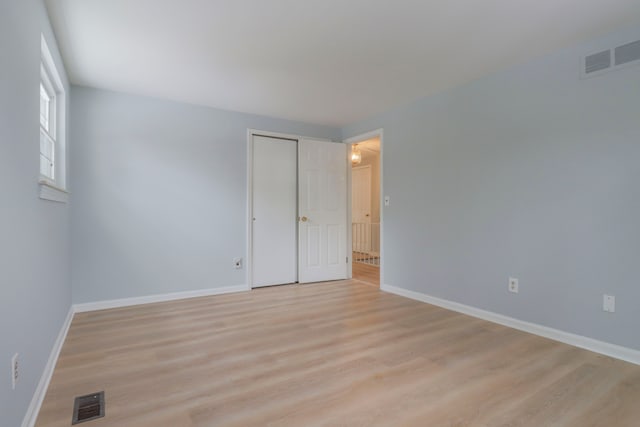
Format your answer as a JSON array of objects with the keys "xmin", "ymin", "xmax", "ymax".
[
  {"xmin": 252, "ymin": 136, "xmax": 297, "ymax": 287},
  {"xmin": 298, "ymin": 139, "xmax": 348, "ymax": 283}
]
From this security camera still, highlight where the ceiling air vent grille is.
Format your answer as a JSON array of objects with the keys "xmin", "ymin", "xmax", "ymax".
[
  {"xmin": 583, "ymin": 38, "xmax": 640, "ymax": 78},
  {"xmin": 614, "ymin": 40, "xmax": 640, "ymax": 66},
  {"xmin": 584, "ymin": 50, "xmax": 611, "ymax": 74}
]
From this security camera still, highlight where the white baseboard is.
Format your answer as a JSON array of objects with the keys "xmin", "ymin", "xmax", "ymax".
[
  {"xmin": 73, "ymin": 285, "xmax": 250, "ymax": 313},
  {"xmin": 381, "ymin": 283, "xmax": 640, "ymax": 366},
  {"xmin": 22, "ymin": 306, "xmax": 75, "ymax": 427}
]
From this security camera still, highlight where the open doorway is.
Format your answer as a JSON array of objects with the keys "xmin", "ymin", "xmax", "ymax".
[{"xmin": 349, "ymin": 136, "xmax": 381, "ymax": 287}]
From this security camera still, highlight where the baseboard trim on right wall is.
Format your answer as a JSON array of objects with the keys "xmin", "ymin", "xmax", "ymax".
[{"xmin": 381, "ymin": 284, "xmax": 640, "ymax": 366}]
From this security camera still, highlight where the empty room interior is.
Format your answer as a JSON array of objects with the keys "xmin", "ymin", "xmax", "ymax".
[{"xmin": 3, "ymin": 0, "xmax": 640, "ymax": 426}]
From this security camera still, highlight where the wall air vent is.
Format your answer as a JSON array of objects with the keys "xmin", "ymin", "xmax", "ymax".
[
  {"xmin": 615, "ymin": 40, "xmax": 640, "ymax": 66},
  {"xmin": 584, "ymin": 50, "xmax": 611, "ymax": 74}
]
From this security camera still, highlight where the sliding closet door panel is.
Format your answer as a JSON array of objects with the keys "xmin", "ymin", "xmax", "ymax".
[{"xmin": 252, "ymin": 136, "xmax": 297, "ymax": 287}]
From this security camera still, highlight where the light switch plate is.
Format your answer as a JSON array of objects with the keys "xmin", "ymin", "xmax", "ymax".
[{"xmin": 603, "ymin": 294, "xmax": 615, "ymax": 312}]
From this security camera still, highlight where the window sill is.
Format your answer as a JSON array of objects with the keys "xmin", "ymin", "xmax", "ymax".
[{"xmin": 39, "ymin": 180, "xmax": 69, "ymax": 203}]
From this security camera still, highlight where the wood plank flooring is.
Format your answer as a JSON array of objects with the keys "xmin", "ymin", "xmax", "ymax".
[
  {"xmin": 36, "ymin": 281, "xmax": 640, "ymax": 427},
  {"xmin": 352, "ymin": 261, "xmax": 379, "ymax": 287}
]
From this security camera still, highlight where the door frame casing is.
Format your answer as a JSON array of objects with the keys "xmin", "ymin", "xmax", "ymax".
[
  {"xmin": 343, "ymin": 129, "xmax": 384, "ymax": 284},
  {"xmin": 246, "ymin": 129, "xmax": 334, "ymax": 289}
]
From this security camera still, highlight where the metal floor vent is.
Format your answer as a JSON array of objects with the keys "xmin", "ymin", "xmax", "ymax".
[{"xmin": 72, "ymin": 391, "xmax": 105, "ymax": 424}]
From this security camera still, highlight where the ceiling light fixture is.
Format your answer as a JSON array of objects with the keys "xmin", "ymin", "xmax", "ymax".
[{"xmin": 351, "ymin": 144, "xmax": 362, "ymax": 165}]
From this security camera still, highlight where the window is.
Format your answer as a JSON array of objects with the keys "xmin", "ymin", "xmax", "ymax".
[
  {"xmin": 40, "ymin": 79, "xmax": 55, "ymax": 180},
  {"xmin": 39, "ymin": 35, "xmax": 67, "ymax": 202}
]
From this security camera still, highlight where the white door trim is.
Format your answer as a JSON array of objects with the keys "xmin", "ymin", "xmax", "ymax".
[
  {"xmin": 246, "ymin": 129, "xmax": 333, "ymax": 289},
  {"xmin": 344, "ymin": 129, "xmax": 384, "ymax": 283}
]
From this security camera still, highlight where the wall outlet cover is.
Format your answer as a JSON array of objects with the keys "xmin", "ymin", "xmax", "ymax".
[
  {"xmin": 508, "ymin": 277, "xmax": 519, "ymax": 293},
  {"xmin": 11, "ymin": 353, "xmax": 18, "ymax": 390},
  {"xmin": 233, "ymin": 257, "xmax": 243, "ymax": 269}
]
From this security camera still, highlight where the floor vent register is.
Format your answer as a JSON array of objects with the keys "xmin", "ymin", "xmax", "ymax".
[{"xmin": 72, "ymin": 391, "xmax": 105, "ymax": 424}]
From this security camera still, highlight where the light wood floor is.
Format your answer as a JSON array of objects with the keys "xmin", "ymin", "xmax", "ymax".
[
  {"xmin": 37, "ymin": 281, "xmax": 640, "ymax": 427},
  {"xmin": 352, "ymin": 261, "xmax": 380, "ymax": 287}
]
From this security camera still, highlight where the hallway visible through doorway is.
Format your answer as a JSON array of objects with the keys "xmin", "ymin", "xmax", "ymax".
[
  {"xmin": 352, "ymin": 261, "xmax": 380, "ymax": 287},
  {"xmin": 350, "ymin": 137, "xmax": 380, "ymax": 287}
]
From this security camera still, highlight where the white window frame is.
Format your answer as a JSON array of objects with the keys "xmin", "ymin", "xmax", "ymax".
[
  {"xmin": 39, "ymin": 35, "xmax": 68, "ymax": 203},
  {"xmin": 40, "ymin": 70, "xmax": 56, "ymax": 181}
]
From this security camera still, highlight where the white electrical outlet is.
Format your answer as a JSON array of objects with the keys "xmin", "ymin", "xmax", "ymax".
[
  {"xmin": 233, "ymin": 257, "xmax": 242, "ymax": 269},
  {"xmin": 11, "ymin": 353, "xmax": 18, "ymax": 390},
  {"xmin": 508, "ymin": 277, "xmax": 519, "ymax": 293},
  {"xmin": 603, "ymin": 295, "xmax": 616, "ymax": 313}
]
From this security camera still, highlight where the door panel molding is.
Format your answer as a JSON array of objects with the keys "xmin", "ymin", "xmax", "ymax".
[{"xmin": 298, "ymin": 139, "xmax": 348, "ymax": 283}]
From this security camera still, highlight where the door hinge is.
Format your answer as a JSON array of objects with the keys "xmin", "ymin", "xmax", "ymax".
[{"xmin": 346, "ymin": 256, "xmax": 349, "ymax": 263}]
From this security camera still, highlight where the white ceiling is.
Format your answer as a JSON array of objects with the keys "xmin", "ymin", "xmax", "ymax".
[
  {"xmin": 45, "ymin": 0, "xmax": 640, "ymax": 127},
  {"xmin": 356, "ymin": 138, "xmax": 381, "ymax": 154}
]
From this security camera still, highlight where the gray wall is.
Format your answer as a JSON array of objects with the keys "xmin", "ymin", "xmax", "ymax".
[
  {"xmin": 70, "ymin": 87, "xmax": 340, "ymax": 303},
  {"xmin": 342, "ymin": 25, "xmax": 640, "ymax": 350},
  {"xmin": 3, "ymin": 8, "xmax": 639, "ymax": 424},
  {"xmin": 0, "ymin": 0, "xmax": 71, "ymax": 425}
]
